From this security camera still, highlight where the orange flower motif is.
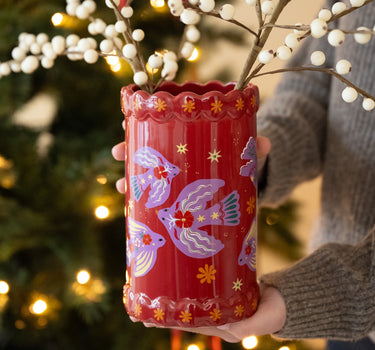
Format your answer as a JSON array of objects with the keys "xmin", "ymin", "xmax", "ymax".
[
  {"xmin": 182, "ymin": 99, "xmax": 195, "ymax": 113},
  {"xmin": 235, "ymin": 98, "xmax": 244, "ymax": 111},
  {"xmin": 154, "ymin": 98, "xmax": 167, "ymax": 112},
  {"xmin": 209, "ymin": 308, "xmax": 222, "ymax": 322},
  {"xmin": 179, "ymin": 309, "xmax": 193, "ymax": 323},
  {"xmin": 197, "ymin": 264, "xmax": 216, "ymax": 284},
  {"xmin": 135, "ymin": 304, "xmax": 142, "ymax": 316},
  {"xmin": 154, "ymin": 308, "xmax": 165, "ymax": 321},
  {"xmin": 246, "ymin": 196, "xmax": 256, "ymax": 215},
  {"xmin": 251, "ymin": 298, "xmax": 258, "ymax": 311},
  {"xmin": 234, "ymin": 304, "xmax": 244, "ymax": 317},
  {"xmin": 250, "ymin": 95, "xmax": 257, "ymax": 108},
  {"xmin": 211, "ymin": 100, "xmax": 223, "ymax": 113}
]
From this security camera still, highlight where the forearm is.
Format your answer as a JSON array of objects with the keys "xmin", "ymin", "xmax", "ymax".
[{"xmin": 260, "ymin": 229, "xmax": 375, "ymax": 340}]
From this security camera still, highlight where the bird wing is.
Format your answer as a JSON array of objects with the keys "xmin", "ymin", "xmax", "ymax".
[
  {"xmin": 241, "ymin": 137, "xmax": 256, "ymax": 160},
  {"xmin": 134, "ymin": 146, "xmax": 161, "ymax": 168}
]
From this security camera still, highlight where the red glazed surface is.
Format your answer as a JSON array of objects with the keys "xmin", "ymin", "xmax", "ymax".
[{"xmin": 122, "ymin": 81, "xmax": 259, "ymax": 327}]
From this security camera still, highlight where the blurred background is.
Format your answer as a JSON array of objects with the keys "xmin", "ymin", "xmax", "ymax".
[{"xmin": 0, "ymin": 0, "xmax": 324, "ymax": 349}]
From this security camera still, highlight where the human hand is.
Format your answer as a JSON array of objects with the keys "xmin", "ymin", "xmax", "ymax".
[
  {"xmin": 111, "ymin": 134, "xmax": 271, "ymax": 195},
  {"xmin": 141, "ymin": 285, "xmax": 286, "ymax": 343}
]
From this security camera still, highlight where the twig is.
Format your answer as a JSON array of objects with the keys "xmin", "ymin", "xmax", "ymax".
[{"xmin": 252, "ymin": 66, "xmax": 375, "ymax": 100}]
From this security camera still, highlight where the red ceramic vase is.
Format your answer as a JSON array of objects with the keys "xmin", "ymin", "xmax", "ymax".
[{"xmin": 122, "ymin": 81, "xmax": 259, "ymax": 327}]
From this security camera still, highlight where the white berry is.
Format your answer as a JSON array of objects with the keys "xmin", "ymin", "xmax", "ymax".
[
  {"xmin": 362, "ymin": 98, "xmax": 375, "ymax": 111},
  {"xmin": 66, "ymin": 34, "xmax": 80, "ymax": 47},
  {"xmin": 342, "ymin": 87, "xmax": 358, "ymax": 103},
  {"xmin": 133, "ymin": 71, "xmax": 148, "ymax": 86},
  {"xmin": 105, "ymin": 0, "xmax": 120, "ymax": 8},
  {"xmin": 94, "ymin": 19, "xmax": 107, "ymax": 34},
  {"xmin": 180, "ymin": 9, "xmax": 201, "ymax": 25},
  {"xmin": 12, "ymin": 47, "xmax": 26, "ymax": 61},
  {"xmin": 100, "ymin": 39, "xmax": 114, "ymax": 52},
  {"xmin": 335, "ymin": 59, "xmax": 351, "ymax": 74},
  {"xmin": 285, "ymin": 33, "xmax": 300, "ymax": 48},
  {"xmin": 76, "ymin": 5, "xmax": 90, "ymax": 19},
  {"xmin": 82, "ymin": 0, "xmax": 96, "ymax": 13},
  {"xmin": 36, "ymin": 33, "xmax": 49, "ymax": 45},
  {"xmin": 310, "ymin": 18, "xmax": 328, "ymax": 38},
  {"xmin": 220, "ymin": 4, "xmax": 235, "ymax": 20},
  {"xmin": 163, "ymin": 51, "xmax": 177, "ymax": 61},
  {"xmin": 163, "ymin": 60, "xmax": 178, "ymax": 72},
  {"xmin": 258, "ymin": 50, "xmax": 274, "ymax": 64},
  {"xmin": 132, "ymin": 29, "xmax": 145, "ymax": 42},
  {"xmin": 186, "ymin": 26, "xmax": 200, "ymax": 42},
  {"xmin": 0, "ymin": 63, "xmax": 11, "ymax": 76},
  {"xmin": 115, "ymin": 20, "xmax": 126, "ymax": 33},
  {"xmin": 318, "ymin": 9, "xmax": 332, "ymax": 21},
  {"xmin": 78, "ymin": 38, "xmax": 91, "ymax": 52},
  {"xmin": 246, "ymin": 0, "xmax": 256, "ymax": 4},
  {"xmin": 354, "ymin": 27, "xmax": 372, "ymax": 44},
  {"xmin": 121, "ymin": 6, "xmax": 133, "ymax": 18},
  {"xmin": 350, "ymin": 0, "xmax": 366, "ymax": 7},
  {"xmin": 42, "ymin": 43, "xmax": 57, "ymax": 60},
  {"xmin": 199, "ymin": 0, "xmax": 215, "ymax": 12},
  {"xmin": 332, "ymin": 2, "xmax": 347, "ymax": 14},
  {"xmin": 41, "ymin": 57, "xmax": 54, "ymax": 69},
  {"xmin": 328, "ymin": 29, "xmax": 345, "ymax": 46},
  {"xmin": 180, "ymin": 42, "xmax": 194, "ymax": 59},
  {"xmin": 294, "ymin": 23, "xmax": 306, "ymax": 37},
  {"xmin": 276, "ymin": 45, "xmax": 292, "ymax": 60},
  {"xmin": 66, "ymin": 3, "xmax": 78, "ymax": 16},
  {"xmin": 84, "ymin": 49, "xmax": 99, "ymax": 64},
  {"xmin": 30, "ymin": 43, "xmax": 41, "ymax": 55},
  {"xmin": 122, "ymin": 44, "xmax": 137, "ymax": 59},
  {"xmin": 105, "ymin": 25, "xmax": 117, "ymax": 38},
  {"xmin": 10, "ymin": 62, "xmax": 21, "ymax": 73},
  {"xmin": 261, "ymin": 1, "xmax": 274, "ymax": 15},
  {"xmin": 310, "ymin": 51, "xmax": 326, "ymax": 66},
  {"xmin": 51, "ymin": 36, "xmax": 66, "ymax": 55},
  {"xmin": 148, "ymin": 54, "xmax": 163, "ymax": 69},
  {"xmin": 21, "ymin": 56, "xmax": 39, "ymax": 74}
]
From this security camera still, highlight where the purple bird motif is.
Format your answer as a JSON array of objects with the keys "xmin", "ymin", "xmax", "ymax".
[
  {"xmin": 240, "ymin": 137, "xmax": 257, "ymax": 185},
  {"xmin": 238, "ymin": 218, "xmax": 257, "ymax": 271},
  {"xmin": 158, "ymin": 179, "xmax": 241, "ymax": 259},
  {"xmin": 126, "ymin": 217, "xmax": 166, "ymax": 277},
  {"xmin": 130, "ymin": 146, "xmax": 180, "ymax": 208}
]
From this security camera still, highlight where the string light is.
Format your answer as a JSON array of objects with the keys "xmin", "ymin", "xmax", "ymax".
[
  {"xmin": 51, "ymin": 13, "xmax": 64, "ymax": 26},
  {"xmin": 150, "ymin": 0, "xmax": 165, "ymax": 8},
  {"xmin": 187, "ymin": 48, "xmax": 200, "ymax": 62},
  {"xmin": 30, "ymin": 299, "xmax": 48, "ymax": 315},
  {"xmin": 279, "ymin": 347, "xmax": 291, "ymax": 350},
  {"xmin": 187, "ymin": 344, "xmax": 200, "ymax": 350},
  {"xmin": 77, "ymin": 270, "xmax": 91, "ymax": 285},
  {"xmin": 96, "ymin": 174, "xmax": 108, "ymax": 184},
  {"xmin": 95, "ymin": 205, "xmax": 110, "ymax": 219},
  {"xmin": 242, "ymin": 336, "xmax": 258, "ymax": 349},
  {"xmin": 0, "ymin": 281, "xmax": 9, "ymax": 294},
  {"xmin": 0, "ymin": 155, "xmax": 13, "ymax": 169}
]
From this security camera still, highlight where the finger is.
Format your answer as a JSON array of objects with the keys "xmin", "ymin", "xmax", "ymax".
[
  {"xmin": 172, "ymin": 326, "xmax": 241, "ymax": 343},
  {"xmin": 256, "ymin": 136, "xmax": 271, "ymax": 159},
  {"xmin": 112, "ymin": 142, "xmax": 125, "ymax": 161},
  {"xmin": 116, "ymin": 178, "xmax": 126, "ymax": 194},
  {"xmin": 122, "ymin": 120, "xmax": 125, "ymax": 130}
]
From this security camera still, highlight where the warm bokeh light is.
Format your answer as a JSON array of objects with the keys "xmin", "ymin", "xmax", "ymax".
[
  {"xmin": 187, "ymin": 48, "xmax": 200, "ymax": 62},
  {"xmin": 150, "ymin": 0, "xmax": 165, "ymax": 8},
  {"xmin": 96, "ymin": 174, "xmax": 108, "ymax": 184},
  {"xmin": 242, "ymin": 336, "xmax": 258, "ymax": 349},
  {"xmin": 105, "ymin": 53, "xmax": 120, "ymax": 66},
  {"xmin": 110, "ymin": 63, "xmax": 122, "ymax": 72},
  {"xmin": 51, "ymin": 12, "xmax": 64, "ymax": 26},
  {"xmin": 0, "ymin": 281, "xmax": 9, "ymax": 294},
  {"xmin": 187, "ymin": 344, "xmax": 200, "ymax": 350},
  {"xmin": 279, "ymin": 347, "xmax": 291, "ymax": 350},
  {"xmin": 31, "ymin": 299, "xmax": 48, "ymax": 315},
  {"xmin": 77, "ymin": 270, "xmax": 91, "ymax": 285},
  {"xmin": 95, "ymin": 205, "xmax": 110, "ymax": 219}
]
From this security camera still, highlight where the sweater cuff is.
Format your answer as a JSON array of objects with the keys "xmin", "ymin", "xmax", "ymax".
[{"xmin": 259, "ymin": 237, "xmax": 375, "ymax": 340}]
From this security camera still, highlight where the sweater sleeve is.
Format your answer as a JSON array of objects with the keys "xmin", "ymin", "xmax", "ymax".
[
  {"xmin": 260, "ymin": 229, "xmax": 375, "ymax": 340},
  {"xmin": 257, "ymin": 34, "xmax": 333, "ymax": 207}
]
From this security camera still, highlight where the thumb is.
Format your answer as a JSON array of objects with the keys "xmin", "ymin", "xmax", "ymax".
[{"xmin": 256, "ymin": 136, "xmax": 271, "ymax": 172}]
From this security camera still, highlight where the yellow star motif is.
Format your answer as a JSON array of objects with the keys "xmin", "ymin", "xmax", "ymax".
[
  {"xmin": 211, "ymin": 212, "xmax": 219, "ymax": 220},
  {"xmin": 208, "ymin": 149, "xmax": 222, "ymax": 163},
  {"xmin": 148, "ymin": 175, "xmax": 153, "ymax": 179},
  {"xmin": 235, "ymin": 98, "xmax": 244, "ymax": 111},
  {"xmin": 211, "ymin": 99, "xmax": 223, "ymax": 113},
  {"xmin": 232, "ymin": 278, "xmax": 243, "ymax": 291},
  {"xmin": 154, "ymin": 98, "xmax": 167, "ymax": 112},
  {"xmin": 141, "ymin": 178, "xmax": 146, "ymax": 184},
  {"xmin": 176, "ymin": 143, "xmax": 188, "ymax": 154},
  {"xmin": 182, "ymin": 99, "xmax": 195, "ymax": 113},
  {"xmin": 197, "ymin": 215, "xmax": 205, "ymax": 222}
]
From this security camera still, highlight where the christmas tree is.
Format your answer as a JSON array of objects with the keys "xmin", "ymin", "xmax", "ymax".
[{"xmin": 0, "ymin": 1, "xmax": 311, "ymax": 349}]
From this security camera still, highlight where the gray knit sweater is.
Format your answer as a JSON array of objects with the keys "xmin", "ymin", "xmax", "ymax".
[{"xmin": 257, "ymin": 0, "xmax": 375, "ymax": 341}]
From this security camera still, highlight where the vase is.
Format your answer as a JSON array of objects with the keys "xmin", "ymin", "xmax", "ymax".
[{"xmin": 122, "ymin": 80, "xmax": 259, "ymax": 327}]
